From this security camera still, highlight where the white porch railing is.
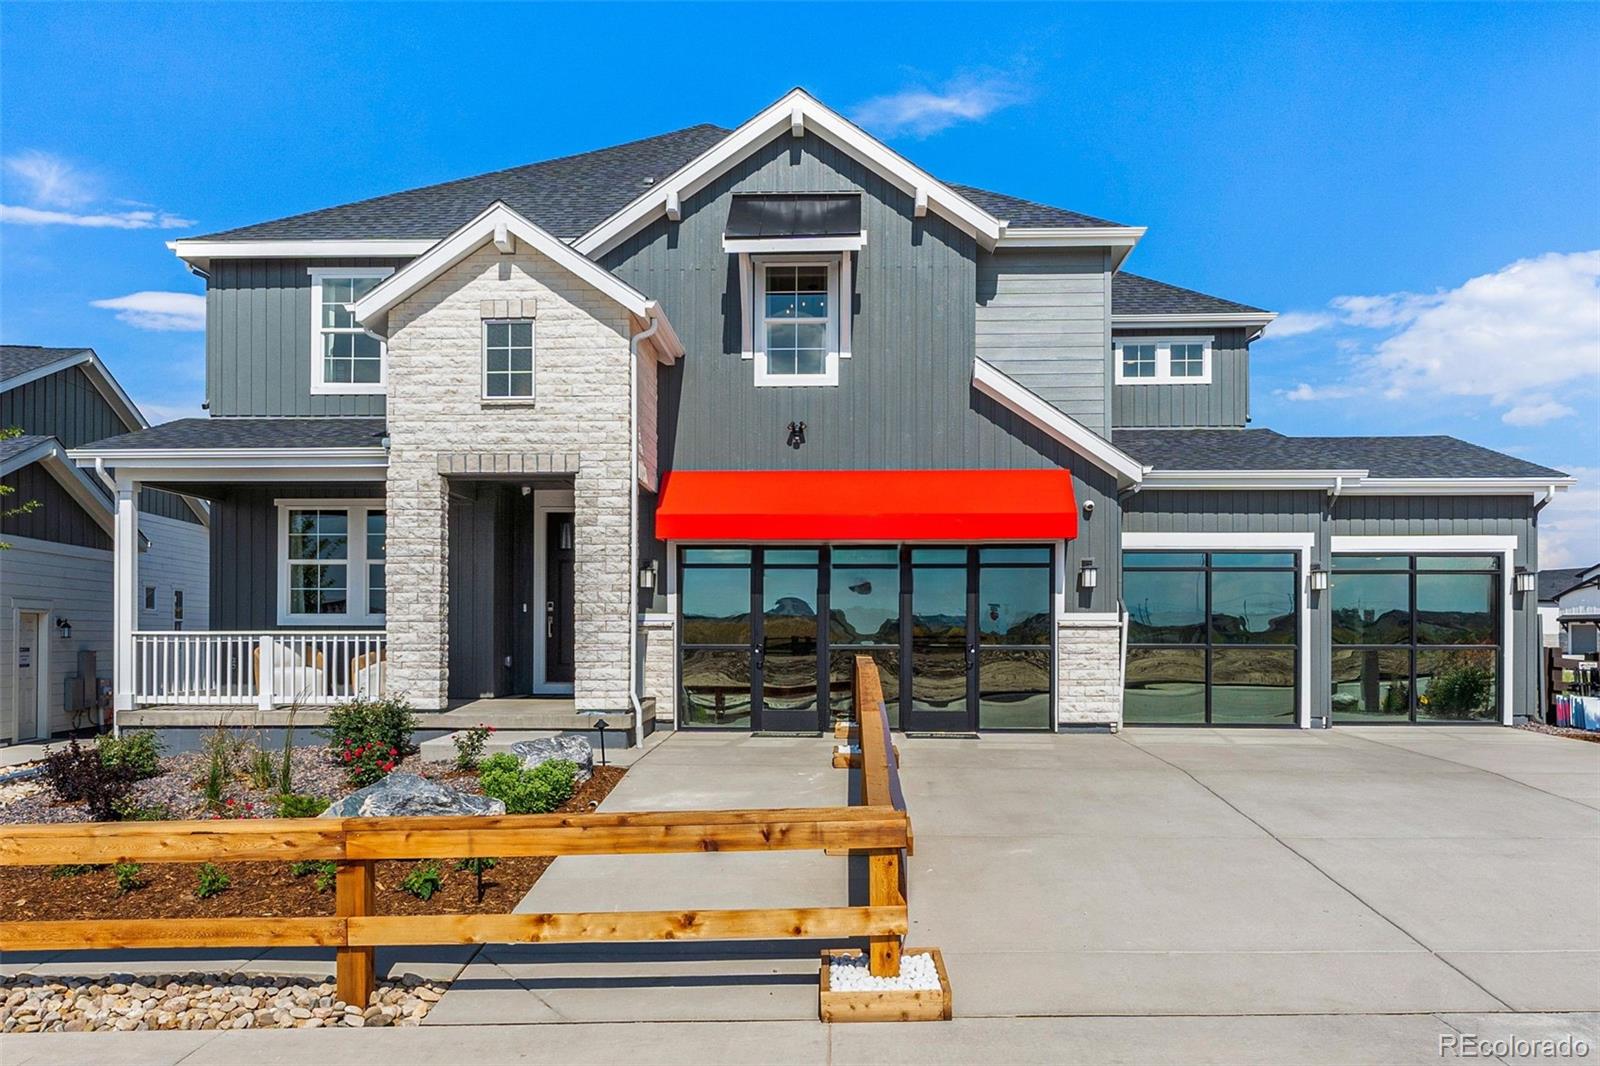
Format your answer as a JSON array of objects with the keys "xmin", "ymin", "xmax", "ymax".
[{"xmin": 132, "ymin": 631, "xmax": 387, "ymax": 708}]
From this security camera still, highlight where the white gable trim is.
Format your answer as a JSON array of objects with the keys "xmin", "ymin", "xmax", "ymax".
[
  {"xmin": 574, "ymin": 89, "xmax": 1008, "ymax": 258},
  {"xmin": 348, "ymin": 202, "xmax": 684, "ymax": 360},
  {"xmin": 972, "ymin": 358, "xmax": 1146, "ymax": 485}
]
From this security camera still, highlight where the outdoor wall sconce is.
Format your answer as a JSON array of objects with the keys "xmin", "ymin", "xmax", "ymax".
[
  {"xmin": 786, "ymin": 421, "xmax": 807, "ymax": 449},
  {"xmin": 55, "ymin": 618, "xmax": 72, "ymax": 639},
  {"xmin": 1078, "ymin": 560, "xmax": 1098, "ymax": 590},
  {"xmin": 639, "ymin": 560, "xmax": 658, "ymax": 590},
  {"xmin": 1308, "ymin": 564, "xmax": 1329, "ymax": 592},
  {"xmin": 1514, "ymin": 567, "xmax": 1536, "ymax": 594}
]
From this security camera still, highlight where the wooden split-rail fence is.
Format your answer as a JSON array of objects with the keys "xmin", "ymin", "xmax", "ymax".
[{"xmin": 0, "ymin": 657, "xmax": 917, "ymax": 1011}]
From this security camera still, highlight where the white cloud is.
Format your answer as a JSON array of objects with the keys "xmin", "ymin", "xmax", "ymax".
[
  {"xmin": 3, "ymin": 149, "xmax": 96, "ymax": 208},
  {"xmin": 1262, "ymin": 311, "xmax": 1335, "ymax": 339},
  {"xmin": 1, "ymin": 204, "xmax": 195, "ymax": 230},
  {"xmin": 134, "ymin": 398, "xmax": 206, "ymax": 425},
  {"xmin": 91, "ymin": 291, "xmax": 206, "ymax": 332},
  {"xmin": 850, "ymin": 75, "xmax": 1025, "ymax": 138},
  {"xmin": 1540, "ymin": 467, "xmax": 1600, "ymax": 568},
  {"xmin": 1, "ymin": 150, "xmax": 193, "ymax": 230},
  {"xmin": 1502, "ymin": 400, "xmax": 1577, "ymax": 427},
  {"xmin": 1278, "ymin": 382, "xmax": 1363, "ymax": 402}
]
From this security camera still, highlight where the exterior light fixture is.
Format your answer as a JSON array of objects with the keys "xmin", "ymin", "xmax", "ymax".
[
  {"xmin": 639, "ymin": 560, "xmax": 658, "ymax": 590},
  {"xmin": 1514, "ymin": 567, "xmax": 1536, "ymax": 594},
  {"xmin": 1308, "ymin": 563, "xmax": 1329, "ymax": 592},
  {"xmin": 55, "ymin": 618, "xmax": 72, "ymax": 639},
  {"xmin": 1078, "ymin": 559, "xmax": 1098, "ymax": 590}
]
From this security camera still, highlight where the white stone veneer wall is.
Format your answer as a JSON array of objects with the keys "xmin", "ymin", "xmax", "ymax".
[
  {"xmin": 1057, "ymin": 616, "xmax": 1123, "ymax": 729},
  {"xmin": 384, "ymin": 243, "xmax": 636, "ymax": 711},
  {"xmin": 639, "ymin": 616, "xmax": 676, "ymax": 724}
]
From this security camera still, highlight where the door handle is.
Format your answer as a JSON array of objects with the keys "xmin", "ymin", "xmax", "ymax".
[
  {"xmin": 546, "ymin": 600, "xmax": 555, "ymax": 638},
  {"xmin": 966, "ymin": 645, "xmax": 976, "ymax": 672}
]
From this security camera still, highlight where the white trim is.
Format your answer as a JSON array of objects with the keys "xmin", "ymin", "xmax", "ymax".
[
  {"xmin": 480, "ymin": 317, "xmax": 537, "ymax": 403},
  {"xmin": 274, "ymin": 499, "xmax": 387, "ymax": 627},
  {"xmin": 1, "ymin": 438, "xmax": 120, "ymax": 540},
  {"xmin": 1139, "ymin": 469, "xmax": 1369, "ymax": 492},
  {"xmin": 1114, "ymin": 335, "xmax": 1214, "ymax": 385},
  {"xmin": 531, "ymin": 488, "xmax": 576, "ymax": 696},
  {"xmin": 348, "ymin": 203, "xmax": 683, "ymax": 363},
  {"xmin": 752, "ymin": 257, "xmax": 841, "ymax": 387},
  {"xmin": 1342, "ymin": 478, "xmax": 1574, "ymax": 497},
  {"xmin": 168, "ymin": 238, "xmax": 433, "ymax": 272},
  {"xmin": 1123, "ymin": 531, "xmax": 1317, "ymax": 729},
  {"xmin": 112, "ymin": 478, "xmax": 139, "ymax": 718},
  {"xmin": 1114, "ymin": 313, "xmax": 1277, "ymax": 328},
  {"xmin": 737, "ymin": 253, "xmax": 754, "ymax": 360},
  {"xmin": 1000, "ymin": 226, "xmax": 1146, "ymax": 269},
  {"xmin": 1329, "ymin": 534, "xmax": 1519, "ymax": 726},
  {"xmin": 720, "ymin": 233, "xmax": 867, "ymax": 254},
  {"xmin": 1055, "ymin": 612, "xmax": 1124, "ymax": 627},
  {"xmin": 11, "ymin": 607, "xmax": 51, "ymax": 741},
  {"xmin": 574, "ymin": 88, "xmax": 1007, "ymax": 258},
  {"xmin": 307, "ymin": 267, "xmax": 393, "ymax": 395},
  {"xmin": 972, "ymin": 357, "xmax": 1146, "ymax": 484}
]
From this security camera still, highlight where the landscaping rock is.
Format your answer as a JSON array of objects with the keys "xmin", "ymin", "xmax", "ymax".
[
  {"xmin": 319, "ymin": 772, "xmax": 505, "ymax": 818},
  {"xmin": 509, "ymin": 735, "xmax": 593, "ymax": 782}
]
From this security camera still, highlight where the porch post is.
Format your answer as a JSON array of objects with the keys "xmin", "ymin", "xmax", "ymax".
[{"xmin": 112, "ymin": 477, "xmax": 140, "ymax": 723}]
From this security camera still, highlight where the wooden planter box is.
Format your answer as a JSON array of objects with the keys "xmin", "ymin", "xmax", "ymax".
[{"xmin": 819, "ymin": 947, "xmax": 951, "ymax": 1022}]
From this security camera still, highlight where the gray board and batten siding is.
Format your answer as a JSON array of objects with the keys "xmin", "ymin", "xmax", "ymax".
[
  {"xmin": 0, "ymin": 462, "xmax": 112, "ymax": 551},
  {"xmin": 1, "ymin": 364, "xmax": 198, "ymax": 523},
  {"xmin": 204, "ymin": 258, "xmax": 408, "ymax": 418},
  {"xmin": 601, "ymin": 131, "xmax": 1122, "ymax": 613},
  {"xmin": 1123, "ymin": 490, "xmax": 1540, "ymax": 721},
  {"xmin": 1111, "ymin": 327, "xmax": 1250, "ymax": 429}
]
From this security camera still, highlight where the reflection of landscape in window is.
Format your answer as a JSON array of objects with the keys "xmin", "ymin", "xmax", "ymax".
[{"xmin": 1330, "ymin": 555, "xmax": 1499, "ymax": 721}]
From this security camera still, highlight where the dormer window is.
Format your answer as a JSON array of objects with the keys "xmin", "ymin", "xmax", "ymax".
[
  {"xmin": 756, "ymin": 262, "xmax": 837, "ymax": 384},
  {"xmin": 309, "ymin": 267, "xmax": 392, "ymax": 395},
  {"xmin": 1114, "ymin": 336, "xmax": 1213, "ymax": 385}
]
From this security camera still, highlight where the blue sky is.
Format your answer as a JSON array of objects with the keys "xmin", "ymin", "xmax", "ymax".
[{"xmin": 2, "ymin": 3, "xmax": 1596, "ymax": 560}]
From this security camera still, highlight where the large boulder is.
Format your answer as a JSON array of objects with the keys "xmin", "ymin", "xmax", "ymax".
[
  {"xmin": 320, "ymin": 772, "xmax": 505, "ymax": 818},
  {"xmin": 509, "ymin": 735, "xmax": 593, "ymax": 783}
]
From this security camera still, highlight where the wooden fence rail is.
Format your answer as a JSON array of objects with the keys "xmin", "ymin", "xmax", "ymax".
[{"xmin": 0, "ymin": 657, "xmax": 917, "ymax": 1008}]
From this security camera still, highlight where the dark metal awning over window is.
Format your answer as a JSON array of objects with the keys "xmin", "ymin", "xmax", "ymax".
[{"xmin": 726, "ymin": 193, "xmax": 862, "ymax": 238}]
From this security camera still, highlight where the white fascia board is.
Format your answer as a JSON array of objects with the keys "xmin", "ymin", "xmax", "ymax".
[
  {"xmin": 641, "ymin": 300, "xmax": 686, "ymax": 364},
  {"xmin": 70, "ymin": 448, "xmax": 388, "ymax": 482},
  {"xmin": 1113, "ymin": 312, "xmax": 1278, "ymax": 329},
  {"xmin": 1139, "ymin": 469, "xmax": 1368, "ymax": 491},
  {"xmin": 972, "ymin": 358, "xmax": 1146, "ymax": 485},
  {"xmin": 999, "ymin": 227, "xmax": 1145, "ymax": 270},
  {"xmin": 1343, "ymin": 477, "xmax": 1575, "ymax": 497},
  {"xmin": 574, "ymin": 88, "xmax": 1006, "ymax": 258},
  {"xmin": 1, "ymin": 350, "xmax": 149, "ymax": 431},
  {"xmin": 349, "ymin": 202, "xmax": 656, "ymax": 334},
  {"xmin": 168, "ymin": 238, "xmax": 434, "ymax": 272},
  {"xmin": 720, "ymin": 233, "xmax": 867, "ymax": 254}
]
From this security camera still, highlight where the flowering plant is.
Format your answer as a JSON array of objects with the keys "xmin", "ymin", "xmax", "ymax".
[
  {"xmin": 340, "ymin": 738, "xmax": 401, "ymax": 788},
  {"xmin": 452, "ymin": 724, "xmax": 495, "ymax": 770}
]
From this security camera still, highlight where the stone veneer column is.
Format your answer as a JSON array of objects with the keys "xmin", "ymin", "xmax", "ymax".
[
  {"xmin": 1056, "ymin": 616, "xmax": 1124, "ymax": 729},
  {"xmin": 385, "ymin": 450, "xmax": 450, "ymax": 709},
  {"xmin": 638, "ymin": 616, "xmax": 677, "ymax": 724}
]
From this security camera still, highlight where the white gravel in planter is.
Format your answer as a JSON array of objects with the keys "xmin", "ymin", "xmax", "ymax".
[
  {"xmin": 827, "ymin": 952, "xmax": 941, "ymax": 992},
  {"xmin": 834, "ymin": 743, "xmax": 860, "ymax": 755},
  {"xmin": 0, "ymin": 972, "xmax": 446, "ymax": 1033}
]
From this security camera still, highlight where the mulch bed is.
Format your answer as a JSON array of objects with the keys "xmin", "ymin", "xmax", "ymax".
[
  {"xmin": 0, "ymin": 766, "xmax": 626, "ymax": 923},
  {"xmin": 1519, "ymin": 722, "xmax": 1600, "ymax": 744}
]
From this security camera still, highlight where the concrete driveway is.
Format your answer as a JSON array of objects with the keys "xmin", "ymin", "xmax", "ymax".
[{"xmin": 428, "ymin": 724, "xmax": 1599, "ymax": 1027}]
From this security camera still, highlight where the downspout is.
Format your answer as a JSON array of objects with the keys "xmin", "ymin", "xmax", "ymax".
[{"xmin": 626, "ymin": 313, "xmax": 662, "ymax": 749}]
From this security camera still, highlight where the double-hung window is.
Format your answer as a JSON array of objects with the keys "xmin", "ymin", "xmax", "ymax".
[
  {"xmin": 277, "ymin": 501, "xmax": 386, "ymax": 625},
  {"xmin": 309, "ymin": 268, "xmax": 392, "ymax": 394},
  {"xmin": 1114, "ymin": 336, "xmax": 1213, "ymax": 384},
  {"xmin": 483, "ymin": 319, "xmax": 535, "ymax": 400},
  {"xmin": 753, "ymin": 261, "xmax": 841, "ymax": 386}
]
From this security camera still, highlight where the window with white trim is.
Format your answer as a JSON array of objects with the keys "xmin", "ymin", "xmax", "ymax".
[
  {"xmin": 1114, "ymin": 336, "xmax": 1214, "ymax": 384},
  {"xmin": 277, "ymin": 501, "xmax": 385, "ymax": 625},
  {"xmin": 753, "ymin": 259, "xmax": 841, "ymax": 386},
  {"xmin": 483, "ymin": 319, "xmax": 535, "ymax": 400},
  {"xmin": 309, "ymin": 268, "xmax": 392, "ymax": 394}
]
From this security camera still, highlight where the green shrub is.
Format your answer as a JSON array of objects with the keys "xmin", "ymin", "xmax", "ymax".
[
  {"xmin": 323, "ymin": 697, "xmax": 418, "ymax": 758},
  {"xmin": 50, "ymin": 863, "xmax": 99, "ymax": 879},
  {"xmin": 289, "ymin": 859, "xmax": 337, "ymax": 893},
  {"xmin": 400, "ymin": 862, "xmax": 443, "ymax": 901},
  {"xmin": 273, "ymin": 793, "xmax": 329, "ymax": 818},
  {"xmin": 1422, "ymin": 653, "xmax": 1495, "ymax": 718},
  {"xmin": 113, "ymin": 799, "xmax": 173, "ymax": 821},
  {"xmin": 97, "ymin": 730, "xmax": 164, "ymax": 779},
  {"xmin": 113, "ymin": 863, "xmax": 143, "ymax": 893},
  {"xmin": 452, "ymin": 725, "xmax": 494, "ymax": 770},
  {"xmin": 478, "ymin": 757, "xmax": 577, "ymax": 815},
  {"xmin": 201, "ymin": 745, "xmax": 227, "ymax": 811},
  {"xmin": 247, "ymin": 748, "xmax": 277, "ymax": 791},
  {"xmin": 454, "ymin": 856, "xmax": 499, "ymax": 902},
  {"xmin": 43, "ymin": 737, "xmax": 135, "ymax": 820},
  {"xmin": 195, "ymin": 863, "xmax": 231, "ymax": 899}
]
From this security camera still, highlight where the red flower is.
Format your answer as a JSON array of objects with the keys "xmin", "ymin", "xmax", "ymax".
[
  {"xmin": 487, "ymin": 726, "xmax": 496, "ymax": 733},
  {"xmin": 225, "ymin": 798, "xmax": 235, "ymax": 806},
  {"xmin": 342, "ymin": 751, "xmax": 352, "ymax": 762},
  {"xmin": 389, "ymin": 747, "xmax": 398, "ymax": 756},
  {"xmin": 382, "ymin": 761, "xmax": 395, "ymax": 772}
]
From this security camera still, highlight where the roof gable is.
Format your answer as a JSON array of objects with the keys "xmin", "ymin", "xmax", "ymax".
[
  {"xmin": 1, "ymin": 434, "xmax": 118, "ymax": 542},
  {"xmin": 573, "ymin": 89, "xmax": 1008, "ymax": 257},
  {"xmin": 0, "ymin": 346, "xmax": 147, "ymax": 433}
]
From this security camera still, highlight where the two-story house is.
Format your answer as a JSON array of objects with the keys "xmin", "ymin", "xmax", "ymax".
[
  {"xmin": 74, "ymin": 89, "xmax": 1572, "ymax": 743},
  {"xmin": 2, "ymin": 345, "xmax": 210, "ymax": 743}
]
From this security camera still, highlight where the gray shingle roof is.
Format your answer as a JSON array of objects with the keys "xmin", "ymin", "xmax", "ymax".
[
  {"xmin": 1539, "ymin": 566, "xmax": 1596, "ymax": 603},
  {"xmin": 78, "ymin": 418, "xmax": 387, "ymax": 452},
  {"xmin": 0, "ymin": 432, "xmax": 55, "ymax": 465},
  {"xmin": 948, "ymin": 184, "xmax": 1123, "ymax": 228},
  {"xmin": 1112, "ymin": 428, "xmax": 1569, "ymax": 479},
  {"xmin": 1, "ymin": 346, "xmax": 91, "ymax": 383},
  {"xmin": 1113, "ymin": 274, "xmax": 1268, "ymax": 316}
]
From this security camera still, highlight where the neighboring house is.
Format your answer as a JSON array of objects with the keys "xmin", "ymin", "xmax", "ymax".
[
  {"xmin": 73, "ymin": 89, "xmax": 1572, "ymax": 740},
  {"xmin": 1, "ymin": 346, "xmax": 210, "ymax": 743},
  {"xmin": 1541, "ymin": 564, "xmax": 1600, "ymax": 655}
]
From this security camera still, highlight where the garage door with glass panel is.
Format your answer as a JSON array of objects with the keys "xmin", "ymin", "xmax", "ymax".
[
  {"xmin": 1330, "ymin": 554, "xmax": 1500, "ymax": 722},
  {"xmin": 1122, "ymin": 551, "xmax": 1300, "ymax": 726}
]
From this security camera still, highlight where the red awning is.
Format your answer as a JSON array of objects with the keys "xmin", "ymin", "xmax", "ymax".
[{"xmin": 655, "ymin": 470, "xmax": 1077, "ymax": 542}]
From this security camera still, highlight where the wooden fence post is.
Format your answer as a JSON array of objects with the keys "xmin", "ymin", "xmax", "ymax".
[
  {"xmin": 335, "ymin": 859, "xmax": 375, "ymax": 1006},
  {"xmin": 868, "ymin": 849, "xmax": 903, "ymax": 977}
]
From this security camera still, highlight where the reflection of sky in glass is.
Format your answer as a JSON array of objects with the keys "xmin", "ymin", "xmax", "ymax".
[
  {"xmin": 831, "ymin": 564, "xmax": 898, "ymax": 639},
  {"xmin": 682, "ymin": 567, "xmax": 749, "ymax": 620},
  {"xmin": 978, "ymin": 567, "xmax": 1049, "ymax": 638},
  {"xmin": 1126, "ymin": 571, "xmax": 1204, "ymax": 628},
  {"xmin": 1211, "ymin": 571, "xmax": 1294, "ymax": 633},
  {"xmin": 1417, "ymin": 573, "xmax": 1493, "ymax": 615}
]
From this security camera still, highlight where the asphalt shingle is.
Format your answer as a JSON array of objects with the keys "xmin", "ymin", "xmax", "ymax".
[
  {"xmin": 78, "ymin": 418, "xmax": 387, "ymax": 452},
  {"xmin": 0, "ymin": 432, "xmax": 54, "ymax": 465},
  {"xmin": 1113, "ymin": 274, "xmax": 1269, "ymax": 316},
  {"xmin": 1, "ymin": 346, "xmax": 91, "ymax": 383},
  {"xmin": 1112, "ymin": 428, "xmax": 1568, "ymax": 479}
]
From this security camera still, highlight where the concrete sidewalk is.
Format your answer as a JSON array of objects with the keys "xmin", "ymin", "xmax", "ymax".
[{"xmin": 4, "ymin": 1011, "xmax": 1597, "ymax": 1065}]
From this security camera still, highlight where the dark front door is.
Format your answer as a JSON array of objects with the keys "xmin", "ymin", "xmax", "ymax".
[
  {"xmin": 545, "ymin": 513, "xmax": 575, "ymax": 684},
  {"xmin": 757, "ymin": 549, "xmax": 825, "ymax": 732}
]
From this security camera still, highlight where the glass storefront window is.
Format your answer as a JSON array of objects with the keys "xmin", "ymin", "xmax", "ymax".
[
  {"xmin": 1126, "ymin": 570, "xmax": 1206, "ymax": 644},
  {"xmin": 1125, "ymin": 648, "xmax": 1206, "ymax": 724}
]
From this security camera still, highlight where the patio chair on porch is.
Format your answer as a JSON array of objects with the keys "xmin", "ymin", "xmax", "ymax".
[
  {"xmin": 350, "ymin": 647, "xmax": 386, "ymax": 698},
  {"xmin": 252, "ymin": 642, "xmax": 328, "ymax": 704}
]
